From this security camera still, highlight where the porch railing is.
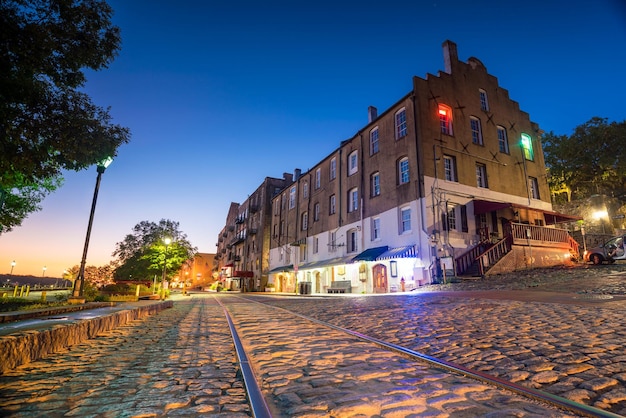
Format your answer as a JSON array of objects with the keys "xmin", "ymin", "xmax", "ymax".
[
  {"xmin": 477, "ymin": 235, "xmax": 513, "ymax": 276},
  {"xmin": 510, "ymin": 223, "xmax": 572, "ymax": 247}
]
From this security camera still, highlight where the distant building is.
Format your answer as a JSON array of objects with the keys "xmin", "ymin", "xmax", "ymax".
[
  {"xmin": 215, "ymin": 174, "xmax": 294, "ymax": 291},
  {"xmin": 267, "ymin": 40, "xmax": 579, "ymax": 294}
]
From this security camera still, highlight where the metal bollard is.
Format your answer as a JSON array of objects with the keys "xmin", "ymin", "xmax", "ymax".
[
  {"xmin": 13, "ymin": 285, "xmax": 18, "ymax": 297},
  {"xmin": 25, "ymin": 285, "xmax": 30, "ymax": 297},
  {"xmin": 19, "ymin": 285, "xmax": 25, "ymax": 297},
  {"xmin": 41, "ymin": 291, "xmax": 47, "ymax": 302}
]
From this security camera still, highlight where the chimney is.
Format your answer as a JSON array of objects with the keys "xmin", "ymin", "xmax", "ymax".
[
  {"xmin": 442, "ymin": 40, "xmax": 458, "ymax": 74},
  {"xmin": 294, "ymin": 168, "xmax": 301, "ymax": 181},
  {"xmin": 368, "ymin": 106, "xmax": 378, "ymax": 123},
  {"xmin": 283, "ymin": 172, "xmax": 293, "ymax": 182}
]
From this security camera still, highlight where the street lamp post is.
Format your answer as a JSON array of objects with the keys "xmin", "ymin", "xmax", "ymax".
[
  {"xmin": 9, "ymin": 260, "xmax": 15, "ymax": 276},
  {"xmin": 71, "ymin": 157, "xmax": 113, "ymax": 301},
  {"xmin": 161, "ymin": 238, "xmax": 171, "ymax": 299},
  {"xmin": 42, "ymin": 266, "xmax": 47, "ymax": 277}
]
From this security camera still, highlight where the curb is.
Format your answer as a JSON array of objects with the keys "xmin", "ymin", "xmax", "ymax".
[{"xmin": 0, "ymin": 300, "xmax": 173, "ymax": 375}]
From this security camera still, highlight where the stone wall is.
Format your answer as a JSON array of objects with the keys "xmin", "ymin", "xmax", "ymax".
[
  {"xmin": 485, "ymin": 245, "xmax": 575, "ymax": 276},
  {"xmin": 0, "ymin": 301, "xmax": 172, "ymax": 374}
]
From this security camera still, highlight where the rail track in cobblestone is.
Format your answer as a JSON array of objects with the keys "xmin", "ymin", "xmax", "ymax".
[{"xmin": 218, "ymin": 294, "xmax": 621, "ymax": 418}]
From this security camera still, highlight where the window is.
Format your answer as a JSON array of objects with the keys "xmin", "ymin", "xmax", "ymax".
[
  {"xmin": 398, "ymin": 157, "xmax": 409, "ymax": 184},
  {"xmin": 439, "ymin": 104, "xmax": 453, "ymax": 135},
  {"xmin": 372, "ymin": 217, "xmax": 381, "ymax": 240},
  {"xmin": 497, "ymin": 126, "xmax": 509, "ymax": 154},
  {"xmin": 330, "ymin": 231, "xmax": 337, "ymax": 252},
  {"xmin": 329, "ymin": 194, "xmax": 336, "ymax": 214},
  {"xmin": 303, "ymin": 181, "xmax": 309, "ymax": 198},
  {"xmin": 300, "ymin": 244, "xmax": 306, "ymax": 262},
  {"xmin": 314, "ymin": 202, "xmax": 320, "ymax": 221},
  {"xmin": 281, "ymin": 193, "xmax": 286, "ymax": 210},
  {"xmin": 348, "ymin": 150, "xmax": 358, "ymax": 175},
  {"xmin": 447, "ymin": 205, "xmax": 457, "ymax": 230},
  {"xmin": 313, "ymin": 237, "xmax": 319, "ymax": 254},
  {"xmin": 274, "ymin": 199, "xmax": 279, "ymax": 215},
  {"xmin": 470, "ymin": 116, "xmax": 483, "ymax": 145},
  {"xmin": 330, "ymin": 157, "xmax": 336, "ymax": 180},
  {"xmin": 395, "ymin": 108, "xmax": 407, "ymax": 139},
  {"xmin": 443, "ymin": 155, "xmax": 457, "ymax": 182},
  {"xmin": 289, "ymin": 186, "xmax": 296, "ymax": 209},
  {"xmin": 460, "ymin": 205, "xmax": 468, "ymax": 233},
  {"xmin": 479, "ymin": 89, "xmax": 489, "ymax": 111},
  {"xmin": 348, "ymin": 188, "xmax": 358, "ymax": 212},
  {"xmin": 400, "ymin": 207, "xmax": 411, "ymax": 233},
  {"xmin": 315, "ymin": 168, "xmax": 321, "ymax": 189},
  {"xmin": 301, "ymin": 212, "xmax": 308, "ymax": 230},
  {"xmin": 476, "ymin": 163, "xmax": 488, "ymax": 188},
  {"xmin": 370, "ymin": 127, "xmax": 379, "ymax": 155},
  {"xmin": 529, "ymin": 177, "xmax": 540, "ymax": 199},
  {"xmin": 347, "ymin": 229, "xmax": 358, "ymax": 253},
  {"xmin": 521, "ymin": 133, "xmax": 534, "ymax": 161},
  {"xmin": 371, "ymin": 172, "xmax": 380, "ymax": 197}
]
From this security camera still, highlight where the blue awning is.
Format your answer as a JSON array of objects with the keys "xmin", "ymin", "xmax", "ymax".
[
  {"xmin": 351, "ymin": 246, "xmax": 389, "ymax": 262},
  {"xmin": 376, "ymin": 245, "xmax": 417, "ymax": 260},
  {"xmin": 268, "ymin": 265, "xmax": 293, "ymax": 273}
]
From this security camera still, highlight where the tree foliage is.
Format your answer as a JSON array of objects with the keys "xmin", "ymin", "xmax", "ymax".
[
  {"xmin": 543, "ymin": 117, "xmax": 626, "ymax": 202},
  {"xmin": 112, "ymin": 219, "xmax": 197, "ymax": 281},
  {"xmin": 0, "ymin": 0, "xmax": 130, "ymax": 232}
]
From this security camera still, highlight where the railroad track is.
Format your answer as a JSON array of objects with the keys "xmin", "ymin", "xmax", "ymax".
[{"xmin": 217, "ymin": 294, "xmax": 621, "ymax": 418}]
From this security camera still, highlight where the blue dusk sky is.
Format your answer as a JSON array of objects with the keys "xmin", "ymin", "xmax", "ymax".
[{"xmin": 2, "ymin": 0, "xmax": 625, "ymax": 276}]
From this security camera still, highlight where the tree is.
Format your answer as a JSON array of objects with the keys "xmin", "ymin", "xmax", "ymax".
[
  {"xmin": 112, "ymin": 219, "xmax": 197, "ymax": 281},
  {"xmin": 0, "ymin": 0, "xmax": 130, "ymax": 233},
  {"xmin": 543, "ymin": 117, "xmax": 626, "ymax": 202}
]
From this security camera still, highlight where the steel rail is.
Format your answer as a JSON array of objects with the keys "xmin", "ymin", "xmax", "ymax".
[
  {"xmin": 242, "ymin": 295, "xmax": 621, "ymax": 418},
  {"xmin": 214, "ymin": 296, "xmax": 272, "ymax": 418}
]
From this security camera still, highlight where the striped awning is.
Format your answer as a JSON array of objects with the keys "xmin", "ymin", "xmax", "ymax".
[
  {"xmin": 376, "ymin": 245, "xmax": 417, "ymax": 260},
  {"xmin": 351, "ymin": 246, "xmax": 389, "ymax": 262}
]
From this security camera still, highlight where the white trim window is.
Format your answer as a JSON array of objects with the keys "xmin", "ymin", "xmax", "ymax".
[
  {"xmin": 372, "ymin": 217, "xmax": 381, "ymax": 241},
  {"xmin": 398, "ymin": 157, "xmax": 409, "ymax": 185},
  {"xmin": 347, "ymin": 228, "xmax": 358, "ymax": 253},
  {"xmin": 370, "ymin": 127, "xmax": 379, "ymax": 155},
  {"xmin": 439, "ymin": 104, "xmax": 453, "ymax": 135},
  {"xmin": 479, "ymin": 89, "xmax": 489, "ymax": 111},
  {"xmin": 447, "ymin": 205, "xmax": 457, "ymax": 231},
  {"xmin": 400, "ymin": 207, "xmax": 411, "ymax": 233},
  {"xmin": 371, "ymin": 172, "xmax": 380, "ymax": 197},
  {"xmin": 476, "ymin": 163, "xmax": 488, "ymax": 188},
  {"xmin": 395, "ymin": 108, "xmax": 407, "ymax": 139},
  {"xmin": 348, "ymin": 150, "xmax": 358, "ymax": 176},
  {"xmin": 315, "ymin": 168, "xmax": 321, "ymax": 189},
  {"xmin": 330, "ymin": 157, "xmax": 336, "ymax": 180},
  {"xmin": 497, "ymin": 126, "xmax": 509, "ymax": 154},
  {"xmin": 348, "ymin": 187, "xmax": 358, "ymax": 212},
  {"xmin": 289, "ymin": 186, "xmax": 296, "ymax": 209},
  {"xmin": 529, "ymin": 177, "xmax": 540, "ymax": 199},
  {"xmin": 301, "ymin": 212, "xmax": 308, "ymax": 230},
  {"xmin": 303, "ymin": 180, "xmax": 309, "ymax": 198},
  {"xmin": 443, "ymin": 155, "xmax": 457, "ymax": 182},
  {"xmin": 314, "ymin": 202, "xmax": 320, "ymax": 221},
  {"xmin": 470, "ymin": 116, "xmax": 483, "ymax": 145},
  {"xmin": 329, "ymin": 194, "xmax": 336, "ymax": 214}
]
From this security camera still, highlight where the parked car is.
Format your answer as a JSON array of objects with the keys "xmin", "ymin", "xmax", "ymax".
[{"xmin": 584, "ymin": 235, "xmax": 626, "ymax": 265}]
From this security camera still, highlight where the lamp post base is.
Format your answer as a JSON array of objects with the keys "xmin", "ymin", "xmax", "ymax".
[{"xmin": 67, "ymin": 296, "xmax": 86, "ymax": 305}]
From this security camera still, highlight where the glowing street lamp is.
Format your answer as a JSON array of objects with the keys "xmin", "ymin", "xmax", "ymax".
[
  {"xmin": 72, "ymin": 157, "xmax": 113, "ymax": 300},
  {"xmin": 9, "ymin": 260, "xmax": 15, "ymax": 276},
  {"xmin": 42, "ymin": 266, "xmax": 47, "ymax": 277}
]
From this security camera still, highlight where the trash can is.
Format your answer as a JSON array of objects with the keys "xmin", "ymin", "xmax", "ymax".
[{"xmin": 299, "ymin": 281, "xmax": 312, "ymax": 295}]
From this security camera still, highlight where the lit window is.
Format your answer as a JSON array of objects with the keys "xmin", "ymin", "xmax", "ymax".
[
  {"xmin": 529, "ymin": 177, "xmax": 540, "ymax": 199},
  {"xmin": 301, "ymin": 212, "xmax": 308, "ymax": 230},
  {"xmin": 521, "ymin": 133, "xmax": 534, "ymax": 161},
  {"xmin": 400, "ymin": 207, "xmax": 411, "ymax": 233},
  {"xmin": 470, "ymin": 116, "xmax": 483, "ymax": 145},
  {"xmin": 372, "ymin": 218, "xmax": 381, "ymax": 240},
  {"xmin": 439, "ymin": 104, "xmax": 453, "ymax": 135},
  {"xmin": 329, "ymin": 194, "xmax": 336, "ymax": 214},
  {"xmin": 289, "ymin": 186, "xmax": 296, "ymax": 209},
  {"xmin": 476, "ymin": 163, "xmax": 488, "ymax": 188},
  {"xmin": 348, "ymin": 188, "xmax": 358, "ymax": 212},
  {"xmin": 398, "ymin": 157, "xmax": 409, "ymax": 184},
  {"xmin": 348, "ymin": 150, "xmax": 358, "ymax": 175},
  {"xmin": 497, "ymin": 126, "xmax": 509, "ymax": 154},
  {"xmin": 395, "ymin": 108, "xmax": 407, "ymax": 139},
  {"xmin": 314, "ymin": 202, "xmax": 320, "ymax": 221},
  {"xmin": 330, "ymin": 157, "xmax": 336, "ymax": 180},
  {"xmin": 370, "ymin": 127, "xmax": 379, "ymax": 155},
  {"xmin": 443, "ymin": 155, "xmax": 457, "ymax": 182},
  {"xmin": 479, "ymin": 89, "xmax": 489, "ymax": 111},
  {"xmin": 315, "ymin": 168, "xmax": 321, "ymax": 189},
  {"xmin": 371, "ymin": 172, "xmax": 380, "ymax": 197}
]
